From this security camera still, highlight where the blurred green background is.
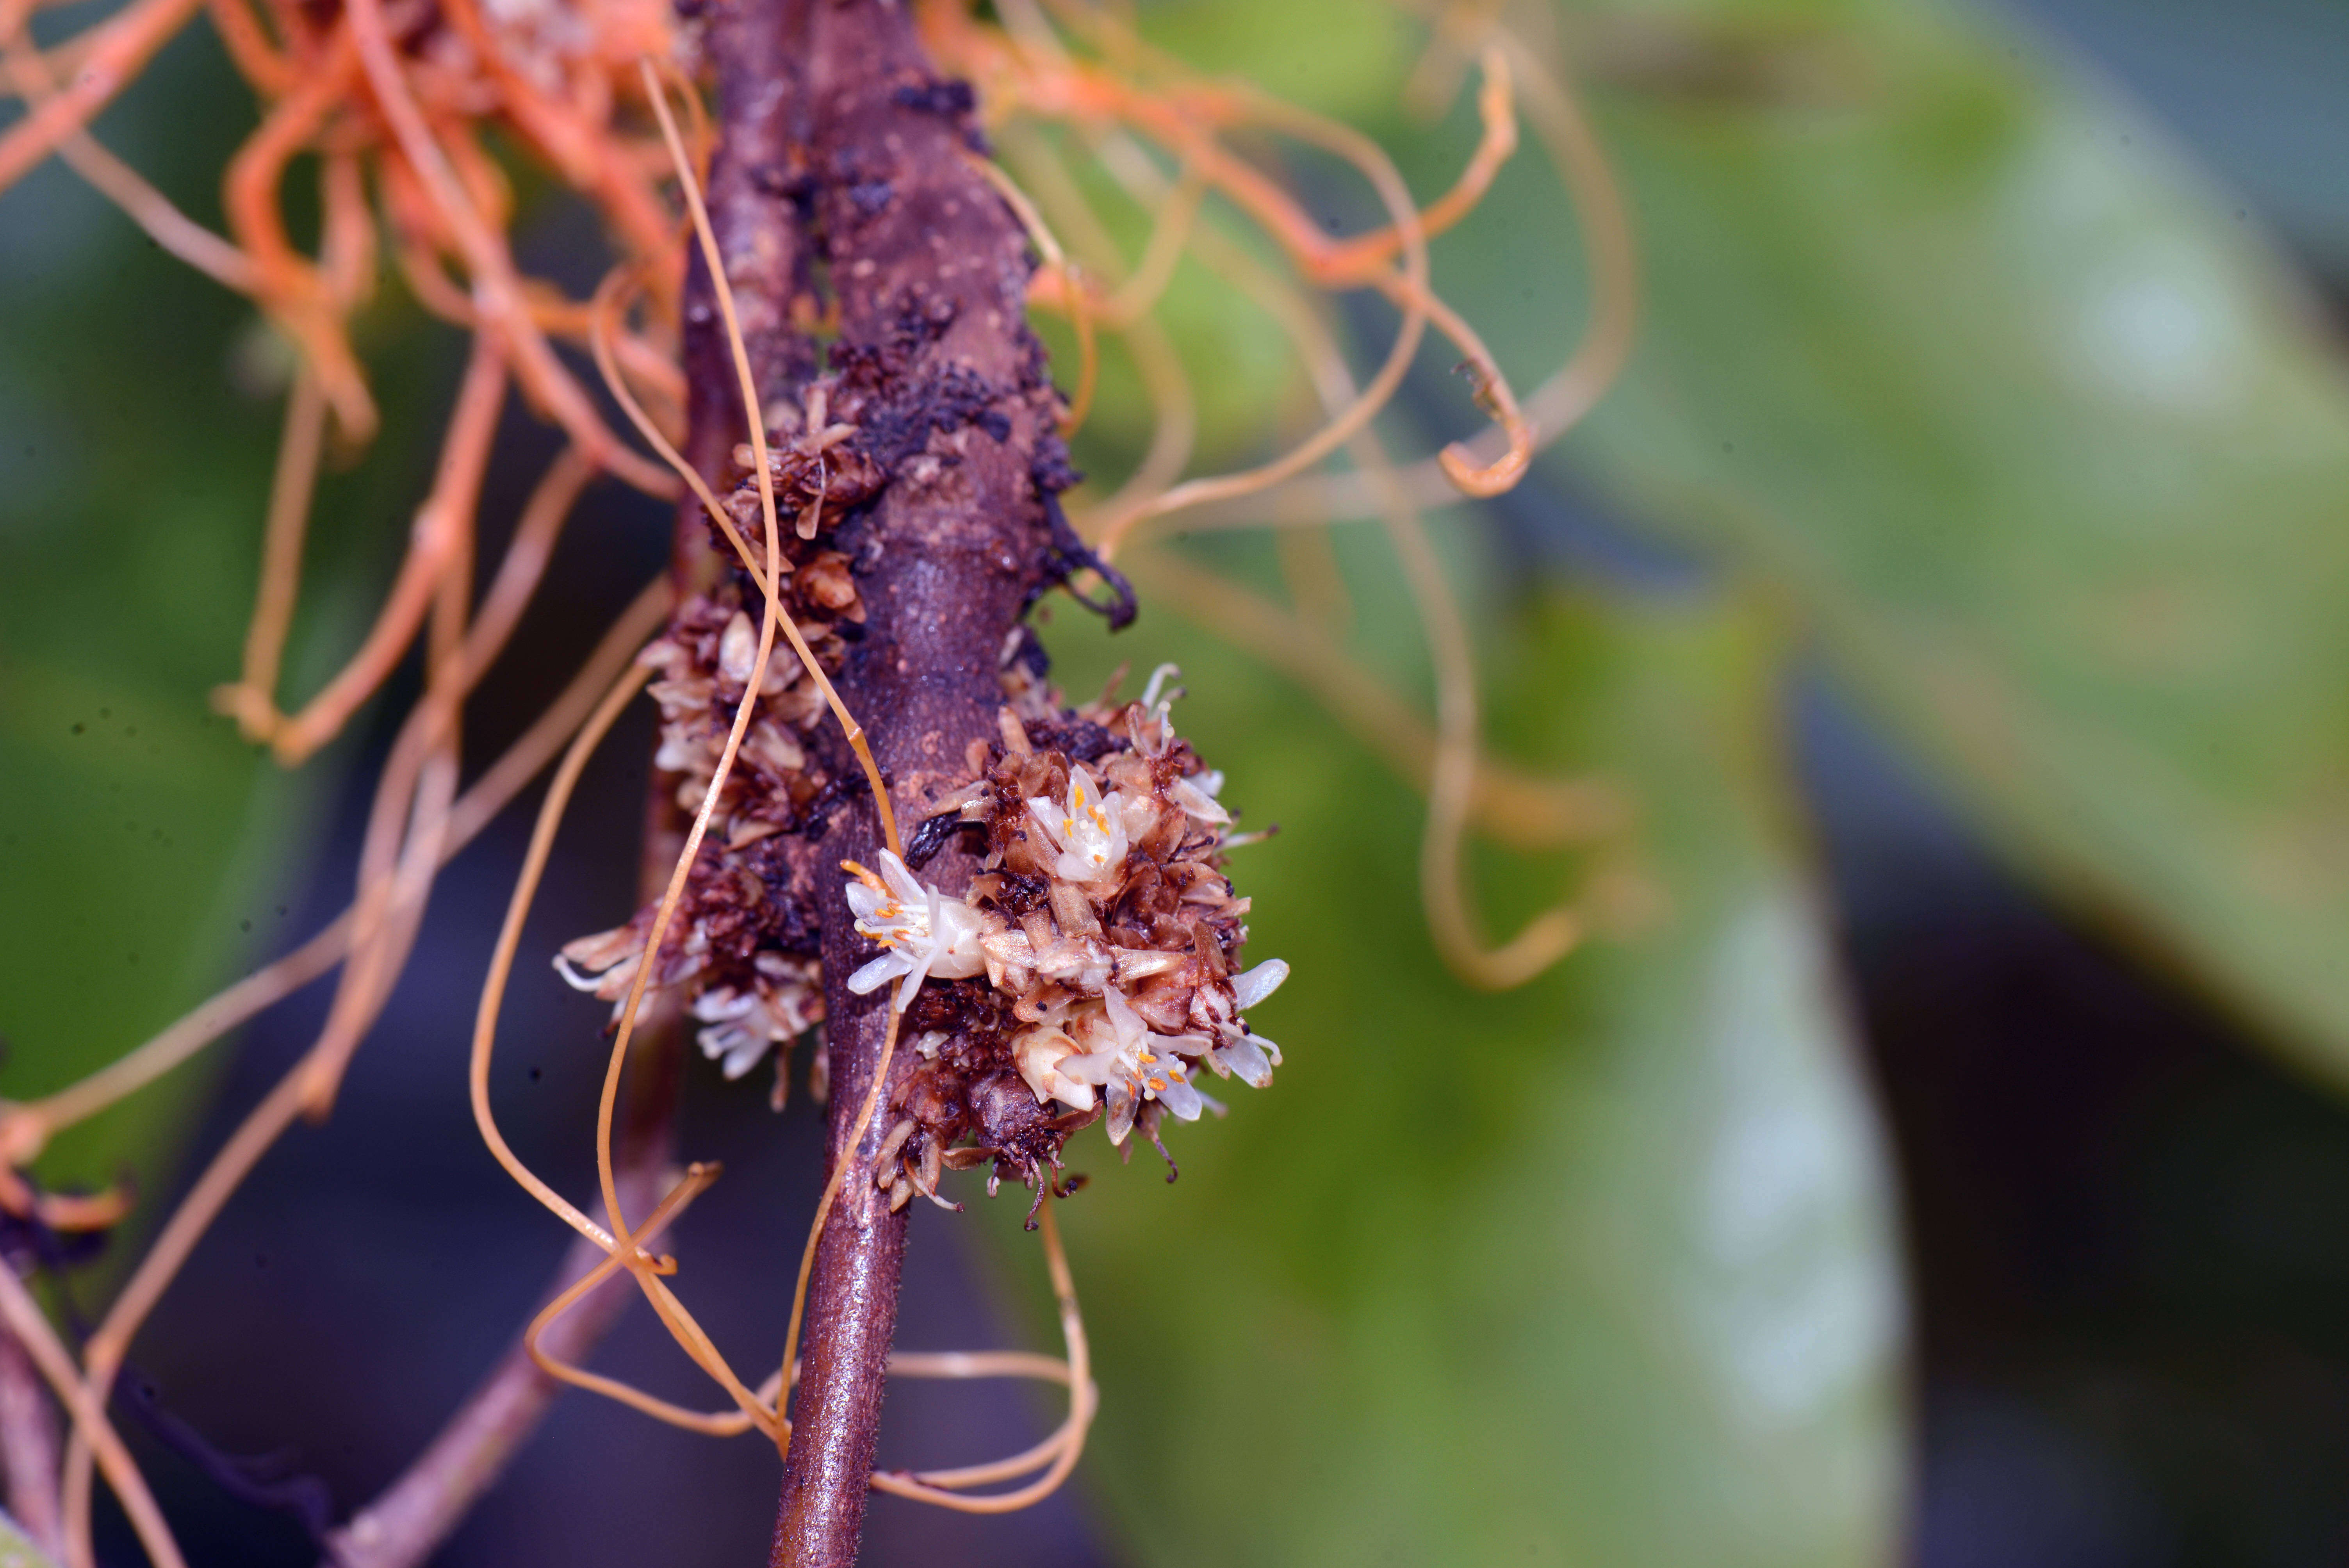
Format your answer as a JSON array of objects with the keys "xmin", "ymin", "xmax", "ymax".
[{"xmin": 5, "ymin": 0, "xmax": 2349, "ymax": 1564}]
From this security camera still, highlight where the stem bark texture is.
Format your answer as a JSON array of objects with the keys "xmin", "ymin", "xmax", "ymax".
[{"xmin": 685, "ymin": 2, "xmax": 1068, "ymax": 1561}]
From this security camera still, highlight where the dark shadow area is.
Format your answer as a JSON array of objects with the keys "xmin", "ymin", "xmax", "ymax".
[{"xmin": 1800, "ymin": 679, "xmax": 2349, "ymax": 1568}]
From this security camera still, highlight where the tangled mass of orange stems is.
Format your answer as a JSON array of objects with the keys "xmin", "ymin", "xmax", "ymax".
[{"xmin": 0, "ymin": 0, "xmax": 1636, "ymax": 1561}]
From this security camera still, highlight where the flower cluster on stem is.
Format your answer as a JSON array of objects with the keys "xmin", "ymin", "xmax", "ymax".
[{"xmin": 849, "ymin": 654, "xmax": 1287, "ymax": 1210}]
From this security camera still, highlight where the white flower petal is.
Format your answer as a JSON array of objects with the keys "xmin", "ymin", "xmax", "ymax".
[
  {"xmin": 1231, "ymin": 958, "xmax": 1289, "ymax": 1011},
  {"xmin": 1024, "ymin": 795, "xmax": 1070, "ymax": 856},
  {"xmin": 722, "ymin": 1031, "xmax": 771, "ymax": 1080},
  {"xmin": 1060, "ymin": 1049, "xmax": 1117, "ymax": 1085},
  {"xmin": 932, "ymin": 899, "xmax": 990, "ymax": 978},
  {"xmin": 1155, "ymin": 1071, "xmax": 1204, "ymax": 1121},
  {"xmin": 691, "ymin": 987, "xmax": 758, "ymax": 1023},
  {"xmin": 880, "ymin": 851, "xmax": 928, "ymax": 907},
  {"xmin": 1210, "ymin": 1034, "xmax": 1274, "ymax": 1089},
  {"xmin": 1105, "ymin": 1076, "xmax": 1139, "ymax": 1146},
  {"xmin": 718, "ymin": 611, "xmax": 758, "ymax": 683},
  {"xmin": 552, "ymin": 953, "xmax": 608, "ymax": 992},
  {"xmin": 893, "ymin": 950, "xmax": 934, "ymax": 1015},
  {"xmin": 1166, "ymin": 777, "xmax": 1230, "ymax": 825},
  {"xmin": 1102, "ymin": 987, "xmax": 1148, "ymax": 1052}
]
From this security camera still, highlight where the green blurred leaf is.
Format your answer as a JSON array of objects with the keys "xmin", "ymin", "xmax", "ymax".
[
  {"xmin": 1138, "ymin": 0, "xmax": 1419, "ymax": 125},
  {"xmin": 0, "ymin": 203, "xmax": 294, "ymax": 1194},
  {"xmin": 0, "ymin": 37, "xmax": 439, "ymax": 1195},
  {"xmin": 1513, "ymin": 0, "xmax": 2349, "ymax": 1071},
  {"xmin": 1009, "ymin": 588, "xmax": 1904, "ymax": 1567},
  {"xmin": 1020, "ymin": 143, "xmax": 1313, "ymax": 474}
]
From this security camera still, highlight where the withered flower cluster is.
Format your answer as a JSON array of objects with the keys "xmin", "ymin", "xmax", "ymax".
[
  {"xmin": 556, "ymin": 397, "xmax": 1286, "ymax": 1206},
  {"xmin": 556, "ymin": 395, "xmax": 883, "ymax": 1103}
]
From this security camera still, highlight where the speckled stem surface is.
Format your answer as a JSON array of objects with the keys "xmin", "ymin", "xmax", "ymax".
[{"xmin": 683, "ymin": 1, "xmax": 1067, "ymax": 1563}]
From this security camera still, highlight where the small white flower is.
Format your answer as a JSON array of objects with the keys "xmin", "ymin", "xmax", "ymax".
[
  {"xmin": 1025, "ymin": 769, "xmax": 1130, "ymax": 883},
  {"xmin": 692, "ymin": 970, "xmax": 818, "ymax": 1080},
  {"xmin": 554, "ymin": 924, "xmax": 642, "ymax": 1002},
  {"xmin": 718, "ymin": 611, "xmax": 760, "ymax": 684},
  {"xmin": 1035, "ymin": 987, "xmax": 1216, "ymax": 1144},
  {"xmin": 842, "ymin": 850, "xmax": 987, "ymax": 1013},
  {"xmin": 1141, "ymin": 1049, "xmax": 1207, "ymax": 1123},
  {"xmin": 554, "ymin": 917, "xmax": 708, "ymax": 1018},
  {"xmin": 1011, "ymin": 1021, "xmax": 1096, "ymax": 1114},
  {"xmin": 714, "ymin": 610, "xmax": 801, "ymax": 692},
  {"xmin": 1166, "ymin": 775, "xmax": 1229, "ymax": 825}
]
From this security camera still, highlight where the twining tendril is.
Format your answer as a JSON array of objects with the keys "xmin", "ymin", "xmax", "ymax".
[{"xmin": 0, "ymin": 0, "xmax": 1638, "ymax": 1550}]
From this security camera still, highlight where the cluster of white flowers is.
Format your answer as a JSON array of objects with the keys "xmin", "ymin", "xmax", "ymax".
[
  {"xmin": 845, "ymin": 666, "xmax": 1287, "ymax": 1153},
  {"xmin": 1003, "ymin": 968, "xmax": 1285, "ymax": 1147},
  {"xmin": 554, "ymin": 605, "xmax": 1286, "ymax": 1191},
  {"xmin": 691, "ymin": 953, "xmax": 822, "ymax": 1080}
]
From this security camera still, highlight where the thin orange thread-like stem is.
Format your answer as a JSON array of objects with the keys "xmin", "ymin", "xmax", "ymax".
[
  {"xmin": 0, "ymin": 26, "xmax": 259, "ymax": 290},
  {"xmin": 59, "ymin": 425, "xmax": 642, "ymax": 1545},
  {"xmin": 967, "ymin": 152, "xmax": 1098, "ymax": 432},
  {"xmin": 1092, "ymin": 101, "xmax": 1431, "ymax": 556},
  {"xmin": 635, "ymin": 64, "xmax": 902, "ymax": 859},
  {"xmin": 0, "ymin": 1267, "xmax": 184, "ymax": 1568},
  {"xmin": 0, "ymin": 919, "xmax": 348, "ymax": 1169},
  {"xmin": 214, "ymin": 367, "xmax": 328, "ymax": 741},
  {"xmin": 468, "ymin": 652, "xmax": 792, "ymax": 1443},
  {"xmin": 994, "ymin": 123, "xmax": 1195, "ymax": 530},
  {"xmin": 594, "ymin": 62, "xmax": 797, "ymax": 1255},
  {"xmin": 1498, "ymin": 27, "xmax": 1638, "ymax": 444},
  {"xmin": 342, "ymin": 0, "xmax": 670, "ymax": 493},
  {"xmin": 1228, "ymin": 237, "xmax": 1583, "ymax": 986},
  {"xmin": 484, "ymin": 66, "xmax": 900, "ymax": 1452},
  {"xmin": 519, "ymin": 1164, "xmax": 768, "ymax": 1436},
  {"xmin": 434, "ymin": 0, "xmax": 672, "ymax": 267},
  {"xmin": 0, "ymin": 0, "xmax": 205, "ymax": 194},
  {"xmin": 218, "ymin": 25, "xmax": 375, "ymax": 440},
  {"xmin": 868, "ymin": 1198, "xmax": 1092, "ymax": 1511},
  {"xmin": 777, "ymin": 1010, "xmax": 900, "ymax": 1422},
  {"xmin": 1322, "ymin": 41, "xmax": 1517, "ymax": 279},
  {"xmin": 1174, "ymin": 27, "xmax": 1637, "ymax": 530},
  {"xmin": 1096, "ymin": 159, "xmax": 1201, "ymax": 326},
  {"xmin": 63, "ymin": 765, "xmax": 465, "ymax": 1553},
  {"xmin": 267, "ymin": 336, "xmax": 506, "ymax": 764},
  {"xmin": 468, "ymin": 660, "xmax": 654, "ymax": 1254},
  {"xmin": 1132, "ymin": 550, "xmax": 1618, "ymax": 850},
  {"xmin": 201, "ymin": 0, "xmax": 292, "ymax": 93}
]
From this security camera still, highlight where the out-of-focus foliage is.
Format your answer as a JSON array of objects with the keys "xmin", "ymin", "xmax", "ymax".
[
  {"xmin": 8, "ymin": 0, "xmax": 2349, "ymax": 1561},
  {"xmin": 1537, "ymin": 0, "xmax": 2349, "ymax": 1068},
  {"xmin": 1030, "ymin": 590, "xmax": 1904, "ymax": 1568},
  {"xmin": 1007, "ymin": 0, "xmax": 2349, "ymax": 1558},
  {"xmin": 0, "ymin": 39, "xmax": 436, "ymax": 1196},
  {"xmin": 1088, "ymin": 0, "xmax": 2349, "ymax": 1076}
]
